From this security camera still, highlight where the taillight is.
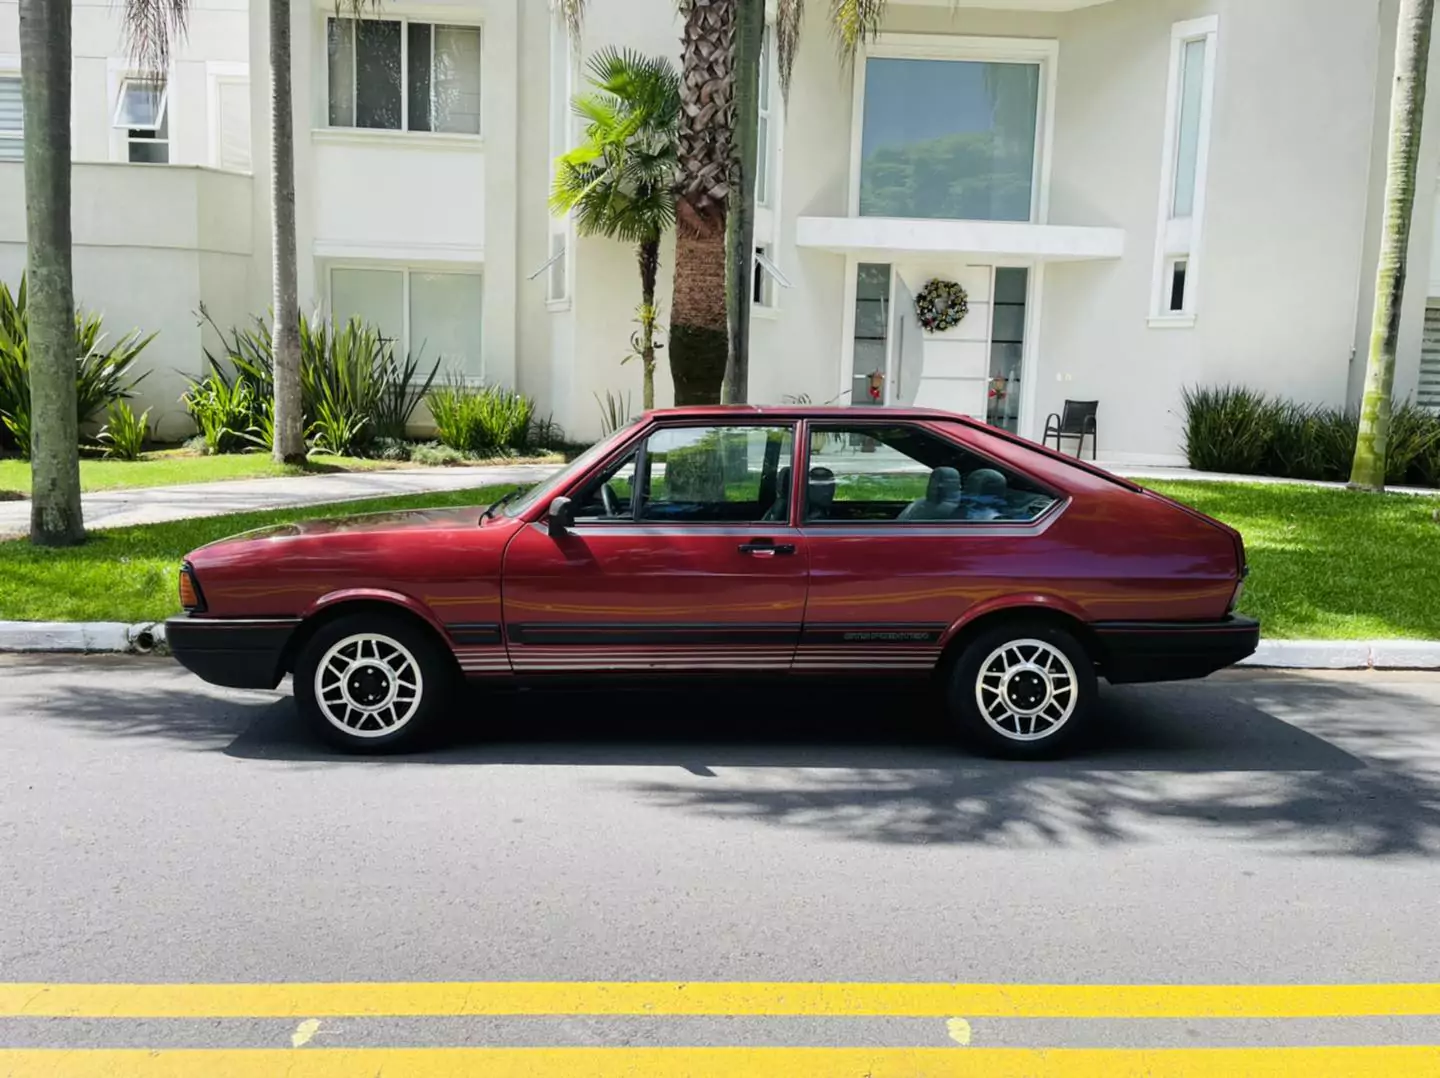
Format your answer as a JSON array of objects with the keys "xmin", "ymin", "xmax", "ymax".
[{"xmin": 178, "ymin": 565, "xmax": 205, "ymax": 612}]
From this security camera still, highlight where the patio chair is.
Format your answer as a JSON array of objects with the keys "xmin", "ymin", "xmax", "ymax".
[{"xmin": 1043, "ymin": 400, "xmax": 1098, "ymax": 460}]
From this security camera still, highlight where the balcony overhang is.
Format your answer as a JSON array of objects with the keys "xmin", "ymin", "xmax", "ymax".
[{"xmin": 795, "ymin": 215, "xmax": 1125, "ymax": 263}]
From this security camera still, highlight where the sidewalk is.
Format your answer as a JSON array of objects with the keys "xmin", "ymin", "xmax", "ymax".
[{"xmin": 0, "ymin": 463, "xmax": 558, "ymax": 536}]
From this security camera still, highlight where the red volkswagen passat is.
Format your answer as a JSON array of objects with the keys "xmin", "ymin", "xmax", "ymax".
[{"xmin": 166, "ymin": 406, "xmax": 1257, "ymax": 757}]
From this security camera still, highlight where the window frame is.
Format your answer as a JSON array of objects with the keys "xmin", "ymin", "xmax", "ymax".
[
  {"xmin": 545, "ymin": 10, "xmax": 575, "ymax": 310},
  {"xmin": 112, "ymin": 74, "xmax": 170, "ymax": 164},
  {"xmin": 797, "ymin": 419, "xmax": 1063, "ymax": 528},
  {"xmin": 324, "ymin": 13, "xmax": 483, "ymax": 138},
  {"xmin": 206, "ymin": 61, "xmax": 251, "ymax": 172},
  {"xmin": 847, "ymin": 33, "xmax": 1060, "ymax": 225},
  {"xmin": 564, "ymin": 420, "xmax": 800, "ymax": 529},
  {"xmin": 1149, "ymin": 16, "xmax": 1218, "ymax": 328},
  {"xmin": 0, "ymin": 69, "xmax": 23, "ymax": 161},
  {"xmin": 326, "ymin": 262, "xmax": 485, "ymax": 380}
]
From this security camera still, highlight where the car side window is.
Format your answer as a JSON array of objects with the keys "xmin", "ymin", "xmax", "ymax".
[
  {"xmin": 572, "ymin": 452, "xmax": 639, "ymax": 521},
  {"xmin": 636, "ymin": 425, "xmax": 794, "ymax": 524},
  {"xmin": 806, "ymin": 424, "xmax": 1056, "ymax": 523}
]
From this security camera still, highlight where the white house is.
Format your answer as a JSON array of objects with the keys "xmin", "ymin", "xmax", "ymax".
[{"xmin": 0, "ymin": 0, "xmax": 1438, "ymax": 463}]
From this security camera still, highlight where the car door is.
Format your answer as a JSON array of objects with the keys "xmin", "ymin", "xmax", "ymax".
[
  {"xmin": 501, "ymin": 422, "xmax": 809, "ymax": 674},
  {"xmin": 795, "ymin": 420, "xmax": 1063, "ymax": 674}
]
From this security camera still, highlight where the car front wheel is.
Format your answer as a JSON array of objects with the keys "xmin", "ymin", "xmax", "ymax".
[
  {"xmin": 293, "ymin": 614, "xmax": 453, "ymax": 753},
  {"xmin": 946, "ymin": 621, "xmax": 1096, "ymax": 758}
]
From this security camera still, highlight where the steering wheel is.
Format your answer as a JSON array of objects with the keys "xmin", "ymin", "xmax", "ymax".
[{"xmin": 601, "ymin": 483, "xmax": 620, "ymax": 518}]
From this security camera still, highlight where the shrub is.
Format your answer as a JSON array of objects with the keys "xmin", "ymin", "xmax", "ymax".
[
  {"xmin": 426, "ymin": 377, "xmax": 536, "ymax": 455},
  {"xmin": 0, "ymin": 275, "xmax": 153, "ymax": 456},
  {"xmin": 1181, "ymin": 384, "xmax": 1440, "ymax": 487},
  {"xmin": 1180, "ymin": 385, "xmax": 1279, "ymax": 475},
  {"xmin": 199, "ymin": 307, "xmax": 440, "ymax": 454},
  {"xmin": 369, "ymin": 436, "xmax": 412, "ymax": 462},
  {"xmin": 183, "ymin": 375, "xmax": 256, "ymax": 455},
  {"xmin": 408, "ymin": 441, "xmax": 469, "ymax": 467},
  {"xmin": 96, "ymin": 401, "xmax": 151, "ymax": 461}
]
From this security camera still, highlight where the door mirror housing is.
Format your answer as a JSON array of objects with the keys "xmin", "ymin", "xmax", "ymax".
[{"xmin": 547, "ymin": 496, "xmax": 575, "ymax": 537}]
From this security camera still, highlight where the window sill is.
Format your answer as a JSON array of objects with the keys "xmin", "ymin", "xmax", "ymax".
[
  {"xmin": 1147, "ymin": 314, "xmax": 1196, "ymax": 330},
  {"xmin": 546, "ymin": 299, "xmax": 572, "ymax": 313},
  {"xmin": 312, "ymin": 127, "xmax": 484, "ymax": 152},
  {"xmin": 752, "ymin": 304, "xmax": 780, "ymax": 320}
]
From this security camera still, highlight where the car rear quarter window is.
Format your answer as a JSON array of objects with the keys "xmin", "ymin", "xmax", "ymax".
[{"xmin": 806, "ymin": 423, "xmax": 1057, "ymax": 524}]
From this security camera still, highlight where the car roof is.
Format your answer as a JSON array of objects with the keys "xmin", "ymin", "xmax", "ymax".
[{"xmin": 642, "ymin": 404, "xmax": 967, "ymax": 422}]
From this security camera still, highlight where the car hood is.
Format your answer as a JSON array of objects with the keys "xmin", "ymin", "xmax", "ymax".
[{"xmin": 197, "ymin": 505, "xmax": 487, "ymax": 549}]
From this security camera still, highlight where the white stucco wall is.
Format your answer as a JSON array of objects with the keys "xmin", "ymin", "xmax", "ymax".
[{"xmin": 0, "ymin": 163, "xmax": 251, "ymax": 441}]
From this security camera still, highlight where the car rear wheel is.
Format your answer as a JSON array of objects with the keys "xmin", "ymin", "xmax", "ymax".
[
  {"xmin": 293, "ymin": 614, "xmax": 454, "ymax": 753},
  {"xmin": 946, "ymin": 620, "xmax": 1096, "ymax": 758}
]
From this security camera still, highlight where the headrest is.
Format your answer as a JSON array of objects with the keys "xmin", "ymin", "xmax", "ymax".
[
  {"xmin": 964, "ymin": 468, "xmax": 1008, "ymax": 497},
  {"xmin": 928, "ymin": 466, "xmax": 962, "ymax": 502}
]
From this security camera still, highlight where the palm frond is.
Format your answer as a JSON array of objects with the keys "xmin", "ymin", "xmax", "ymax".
[
  {"xmin": 121, "ymin": 0, "xmax": 190, "ymax": 76},
  {"xmin": 556, "ymin": 0, "xmax": 587, "ymax": 42},
  {"xmin": 777, "ymin": 0, "xmax": 804, "ymax": 102},
  {"xmin": 829, "ymin": 0, "xmax": 888, "ymax": 64}
]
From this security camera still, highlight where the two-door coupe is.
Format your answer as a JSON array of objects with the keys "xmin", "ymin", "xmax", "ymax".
[{"xmin": 167, "ymin": 406, "xmax": 1258, "ymax": 757}]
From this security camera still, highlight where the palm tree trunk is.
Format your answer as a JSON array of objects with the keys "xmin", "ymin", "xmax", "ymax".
[
  {"xmin": 638, "ymin": 238, "xmax": 660, "ymax": 410},
  {"xmin": 270, "ymin": 0, "xmax": 305, "ymax": 463},
  {"xmin": 722, "ymin": 0, "xmax": 763, "ymax": 404},
  {"xmin": 1352, "ymin": 0, "xmax": 1435, "ymax": 490},
  {"xmin": 19, "ymin": 0, "xmax": 83, "ymax": 545},
  {"xmin": 670, "ymin": 0, "xmax": 736, "ymax": 405}
]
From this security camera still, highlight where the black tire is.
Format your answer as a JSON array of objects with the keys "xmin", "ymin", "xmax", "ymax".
[
  {"xmin": 293, "ymin": 612, "xmax": 456, "ymax": 753},
  {"xmin": 945, "ymin": 619, "xmax": 1097, "ymax": 759}
]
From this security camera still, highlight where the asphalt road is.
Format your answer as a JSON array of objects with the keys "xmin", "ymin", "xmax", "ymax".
[{"xmin": 2, "ymin": 655, "xmax": 1439, "ymax": 1073}]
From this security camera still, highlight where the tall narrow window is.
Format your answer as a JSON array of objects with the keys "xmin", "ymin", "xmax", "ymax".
[
  {"xmin": 756, "ymin": 28, "xmax": 773, "ymax": 206},
  {"xmin": 113, "ymin": 77, "xmax": 168, "ymax": 163},
  {"xmin": 0, "ymin": 77, "xmax": 22, "ymax": 161},
  {"xmin": 851, "ymin": 263, "xmax": 892, "ymax": 405},
  {"xmin": 547, "ymin": 13, "xmax": 572, "ymax": 306},
  {"xmin": 1151, "ymin": 17, "xmax": 1217, "ymax": 324}
]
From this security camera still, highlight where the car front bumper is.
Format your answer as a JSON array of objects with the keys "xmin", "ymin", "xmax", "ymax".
[
  {"xmin": 165, "ymin": 616, "xmax": 300, "ymax": 690},
  {"xmin": 1094, "ymin": 615, "xmax": 1261, "ymax": 685}
]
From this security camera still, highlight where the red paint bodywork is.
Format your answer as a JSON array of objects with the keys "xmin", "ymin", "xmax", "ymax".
[{"xmin": 178, "ymin": 406, "xmax": 1249, "ymax": 682}]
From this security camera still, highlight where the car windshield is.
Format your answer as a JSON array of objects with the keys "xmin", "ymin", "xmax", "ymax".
[{"xmin": 500, "ymin": 418, "xmax": 644, "ymax": 518}]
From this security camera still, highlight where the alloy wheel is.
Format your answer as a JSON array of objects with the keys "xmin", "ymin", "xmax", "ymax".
[
  {"xmin": 973, "ymin": 638, "xmax": 1078, "ymax": 742},
  {"xmin": 313, "ymin": 632, "xmax": 425, "ymax": 738}
]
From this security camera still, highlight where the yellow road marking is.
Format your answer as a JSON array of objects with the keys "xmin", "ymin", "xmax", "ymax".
[
  {"xmin": 946, "ymin": 1017, "xmax": 972, "ymax": 1045},
  {"xmin": 4, "ymin": 981, "xmax": 1440, "ymax": 1019},
  {"xmin": 290, "ymin": 1019, "xmax": 320, "ymax": 1048},
  {"xmin": 1, "ymin": 1047, "xmax": 1439, "ymax": 1077}
]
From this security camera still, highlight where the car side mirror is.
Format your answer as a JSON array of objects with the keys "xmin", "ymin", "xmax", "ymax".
[{"xmin": 547, "ymin": 496, "xmax": 575, "ymax": 537}]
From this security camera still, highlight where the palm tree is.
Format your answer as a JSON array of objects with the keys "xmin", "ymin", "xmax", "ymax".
[
  {"xmin": 1351, "ymin": 0, "xmax": 1435, "ymax": 490},
  {"xmin": 267, "ymin": 0, "xmax": 305, "ymax": 463},
  {"xmin": 559, "ymin": 0, "xmax": 892, "ymax": 405},
  {"xmin": 552, "ymin": 49, "xmax": 680, "ymax": 411},
  {"xmin": 18, "ymin": 0, "xmax": 83, "ymax": 544}
]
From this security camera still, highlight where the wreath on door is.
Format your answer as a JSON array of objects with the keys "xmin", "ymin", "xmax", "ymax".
[{"xmin": 914, "ymin": 278, "xmax": 969, "ymax": 333}]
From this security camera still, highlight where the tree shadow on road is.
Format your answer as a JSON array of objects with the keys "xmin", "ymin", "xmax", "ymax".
[{"xmin": 15, "ymin": 656, "xmax": 1440, "ymax": 858}]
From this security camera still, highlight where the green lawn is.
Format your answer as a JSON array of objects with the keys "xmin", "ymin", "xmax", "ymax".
[
  {"xmin": 0, "ymin": 478, "xmax": 1436, "ymax": 640},
  {"xmin": 1143, "ymin": 480, "xmax": 1440, "ymax": 640},
  {"xmin": 0, "ymin": 486, "xmax": 510, "ymax": 623}
]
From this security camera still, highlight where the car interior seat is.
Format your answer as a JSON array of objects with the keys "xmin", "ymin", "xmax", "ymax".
[
  {"xmin": 896, "ymin": 466, "xmax": 963, "ymax": 521},
  {"xmin": 807, "ymin": 466, "xmax": 836, "ymax": 519},
  {"xmin": 763, "ymin": 466, "xmax": 791, "ymax": 522},
  {"xmin": 962, "ymin": 468, "xmax": 1009, "ymax": 520}
]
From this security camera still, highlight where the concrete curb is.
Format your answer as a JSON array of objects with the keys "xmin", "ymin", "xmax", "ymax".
[
  {"xmin": 0, "ymin": 621, "xmax": 167, "ymax": 655},
  {"xmin": 0, "ymin": 622, "xmax": 1437, "ymax": 669}
]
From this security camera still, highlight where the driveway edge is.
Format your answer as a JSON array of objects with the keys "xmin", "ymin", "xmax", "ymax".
[{"xmin": 0, "ymin": 623, "xmax": 1436, "ymax": 669}]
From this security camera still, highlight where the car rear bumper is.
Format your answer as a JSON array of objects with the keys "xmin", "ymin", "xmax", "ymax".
[
  {"xmin": 1094, "ymin": 615, "xmax": 1260, "ymax": 685},
  {"xmin": 165, "ymin": 616, "xmax": 300, "ymax": 690}
]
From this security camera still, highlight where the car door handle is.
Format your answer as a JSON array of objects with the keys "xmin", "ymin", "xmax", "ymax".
[{"xmin": 739, "ymin": 540, "xmax": 796, "ymax": 556}]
